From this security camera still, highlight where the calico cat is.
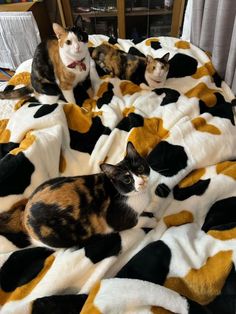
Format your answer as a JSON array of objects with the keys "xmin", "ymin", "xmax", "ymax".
[
  {"xmin": 144, "ymin": 54, "xmax": 170, "ymax": 88},
  {"xmin": 0, "ymin": 19, "xmax": 90, "ymax": 105},
  {"xmin": 23, "ymin": 142, "xmax": 151, "ymax": 248},
  {"xmin": 91, "ymin": 43, "xmax": 170, "ymax": 88}
]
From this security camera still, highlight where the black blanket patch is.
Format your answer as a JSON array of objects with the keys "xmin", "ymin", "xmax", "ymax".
[
  {"xmin": 116, "ymin": 113, "xmax": 144, "ymax": 132},
  {"xmin": 116, "ymin": 240, "xmax": 171, "ymax": 285},
  {"xmin": 0, "ymin": 247, "xmax": 53, "ymax": 292},
  {"xmin": 155, "ymin": 183, "xmax": 171, "ymax": 198},
  {"xmin": 167, "ymin": 53, "xmax": 198, "ymax": 78},
  {"xmin": 97, "ymin": 83, "xmax": 114, "ymax": 109},
  {"xmin": 32, "ymin": 294, "xmax": 88, "ymax": 314},
  {"xmin": 147, "ymin": 141, "xmax": 188, "ymax": 177},
  {"xmin": 0, "ymin": 152, "xmax": 35, "ymax": 196},
  {"xmin": 34, "ymin": 103, "xmax": 58, "ymax": 118},
  {"xmin": 153, "ymin": 88, "xmax": 180, "ymax": 106},
  {"xmin": 173, "ymin": 179, "xmax": 211, "ymax": 201},
  {"xmin": 199, "ymin": 93, "xmax": 235, "ymax": 125},
  {"xmin": 69, "ymin": 116, "xmax": 109, "ymax": 154},
  {"xmin": 0, "ymin": 142, "xmax": 19, "ymax": 159},
  {"xmin": 0, "ymin": 231, "xmax": 30, "ymax": 248},
  {"xmin": 202, "ymin": 197, "xmax": 236, "ymax": 232}
]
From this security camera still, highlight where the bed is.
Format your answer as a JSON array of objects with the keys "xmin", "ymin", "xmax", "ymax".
[{"xmin": 0, "ymin": 35, "xmax": 236, "ymax": 314}]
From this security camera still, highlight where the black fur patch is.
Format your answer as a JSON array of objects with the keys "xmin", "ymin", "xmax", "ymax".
[
  {"xmin": 202, "ymin": 197, "xmax": 236, "ymax": 232},
  {"xmin": 32, "ymin": 294, "xmax": 88, "ymax": 314},
  {"xmin": 199, "ymin": 93, "xmax": 235, "ymax": 125},
  {"xmin": 128, "ymin": 47, "xmax": 146, "ymax": 58},
  {"xmin": 116, "ymin": 113, "xmax": 144, "ymax": 132},
  {"xmin": 34, "ymin": 104, "xmax": 58, "ymax": 118},
  {"xmin": 69, "ymin": 116, "xmax": 107, "ymax": 154},
  {"xmin": 84, "ymin": 233, "xmax": 122, "ymax": 263},
  {"xmin": 0, "ymin": 231, "xmax": 30, "ymax": 248},
  {"xmin": 116, "ymin": 240, "xmax": 171, "ymax": 285},
  {"xmin": 147, "ymin": 141, "xmax": 188, "ymax": 177},
  {"xmin": 155, "ymin": 183, "xmax": 170, "ymax": 198},
  {"xmin": 173, "ymin": 179, "xmax": 211, "ymax": 201},
  {"xmin": 0, "ymin": 152, "xmax": 35, "ymax": 196},
  {"xmin": 4, "ymin": 84, "xmax": 14, "ymax": 92},
  {"xmin": 153, "ymin": 88, "xmax": 180, "ymax": 106},
  {"xmin": 167, "ymin": 53, "xmax": 198, "ymax": 78},
  {"xmin": 188, "ymin": 299, "xmax": 210, "ymax": 313},
  {"xmin": 0, "ymin": 247, "xmax": 53, "ymax": 292}
]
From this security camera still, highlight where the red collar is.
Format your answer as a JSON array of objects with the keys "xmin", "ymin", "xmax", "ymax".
[{"xmin": 67, "ymin": 58, "xmax": 86, "ymax": 71}]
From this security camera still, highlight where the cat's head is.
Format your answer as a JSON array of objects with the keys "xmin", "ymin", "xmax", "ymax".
[
  {"xmin": 52, "ymin": 22, "xmax": 88, "ymax": 59},
  {"xmin": 100, "ymin": 142, "xmax": 150, "ymax": 195},
  {"xmin": 146, "ymin": 53, "xmax": 170, "ymax": 83}
]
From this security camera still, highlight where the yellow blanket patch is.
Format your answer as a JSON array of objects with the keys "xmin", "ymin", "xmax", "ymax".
[
  {"xmin": 0, "ymin": 119, "xmax": 10, "ymax": 143},
  {"xmin": 164, "ymin": 250, "xmax": 233, "ymax": 305},
  {"xmin": 191, "ymin": 117, "xmax": 221, "ymax": 135},
  {"xmin": 164, "ymin": 210, "xmax": 194, "ymax": 228},
  {"xmin": 185, "ymin": 83, "xmax": 219, "ymax": 107},
  {"xmin": 128, "ymin": 117, "xmax": 169, "ymax": 156},
  {"xmin": 216, "ymin": 161, "xmax": 236, "ymax": 180}
]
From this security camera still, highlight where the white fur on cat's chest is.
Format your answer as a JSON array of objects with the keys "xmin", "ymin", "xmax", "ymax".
[{"xmin": 127, "ymin": 190, "xmax": 150, "ymax": 215}]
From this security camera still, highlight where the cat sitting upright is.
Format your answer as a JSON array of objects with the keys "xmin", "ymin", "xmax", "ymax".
[
  {"xmin": 91, "ymin": 43, "xmax": 170, "ymax": 88},
  {"xmin": 0, "ymin": 17, "xmax": 90, "ymax": 105}
]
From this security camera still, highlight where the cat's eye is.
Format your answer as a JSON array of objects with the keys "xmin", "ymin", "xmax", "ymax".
[
  {"xmin": 66, "ymin": 40, "xmax": 72, "ymax": 45},
  {"xmin": 123, "ymin": 176, "xmax": 132, "ymax": 184},
  {"xmin": 137, "ymin": 165, "xmax": 144, "ymax": 173},
  {"xmin": 161, "ymin": 65, "xmax": 165, "ymax": 69}
]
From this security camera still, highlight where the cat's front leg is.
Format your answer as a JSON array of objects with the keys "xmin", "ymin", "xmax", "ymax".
[{"xmin": 61, "ymin": 89, "xmax": 76, "ymax": 104}]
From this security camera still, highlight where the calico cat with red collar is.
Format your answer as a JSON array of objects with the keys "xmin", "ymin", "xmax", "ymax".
[{"xmin": 0, "ymin": 17, "xmax": 90, "ymax": 104}]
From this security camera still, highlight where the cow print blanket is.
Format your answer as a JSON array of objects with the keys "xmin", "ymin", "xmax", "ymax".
[{"xmin": 0, "ymin": 35, "xmax": 236, "ymax": 314}]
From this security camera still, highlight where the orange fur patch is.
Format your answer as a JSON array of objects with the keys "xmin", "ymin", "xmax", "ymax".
[{"xmin": 8, "ymin": 71, "xmax": 31, "ymax": 87}]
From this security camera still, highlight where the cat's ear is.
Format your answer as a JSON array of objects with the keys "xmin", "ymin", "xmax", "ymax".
[
  {"xmin": 162, "ymin": 53, "xmax": 170, "ymax": 63},
  {"xmin": 100, "ymin": 163, "xmax": 117, "ymax": 178},
  {"xmin": 53, "ymin": 23, "xmax": 66, "ymax": 39},
  {"xmin": 126, "ymin": 142, "xmax": 140, "ymax": 159},
  {"xmin": 74, "ymin": 15, "xmax": 85, "ymax": 30},
  {"xmin": 146, "ymin": 55, "xmax": 154, "ymax": 63}
]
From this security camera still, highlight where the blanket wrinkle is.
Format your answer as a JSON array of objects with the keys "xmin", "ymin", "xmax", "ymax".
[{"xmin": 0, "ymin": 35, "xmax": 235, "ymax": 314}]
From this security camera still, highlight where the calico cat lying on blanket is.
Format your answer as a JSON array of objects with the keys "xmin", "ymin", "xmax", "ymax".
[
  {"xmin": 91, "ymin": 43, "xmax": 170, "ymax": 88},
  {"xmin": 0, "ymin": 17, "xmax": 90, "ymax": 105},
  {"xmin": 23, "ymin": 142, "xmax": 152, "ymax": 248}
]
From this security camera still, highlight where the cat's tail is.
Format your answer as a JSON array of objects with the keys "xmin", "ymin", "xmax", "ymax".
[
  {"xmin": 0, "ymin": 199, "xmax": 27, "ymax": 233},
  {"xmin": 0, "ymin": 86, "xmax": 33, "ymax": 100}
]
